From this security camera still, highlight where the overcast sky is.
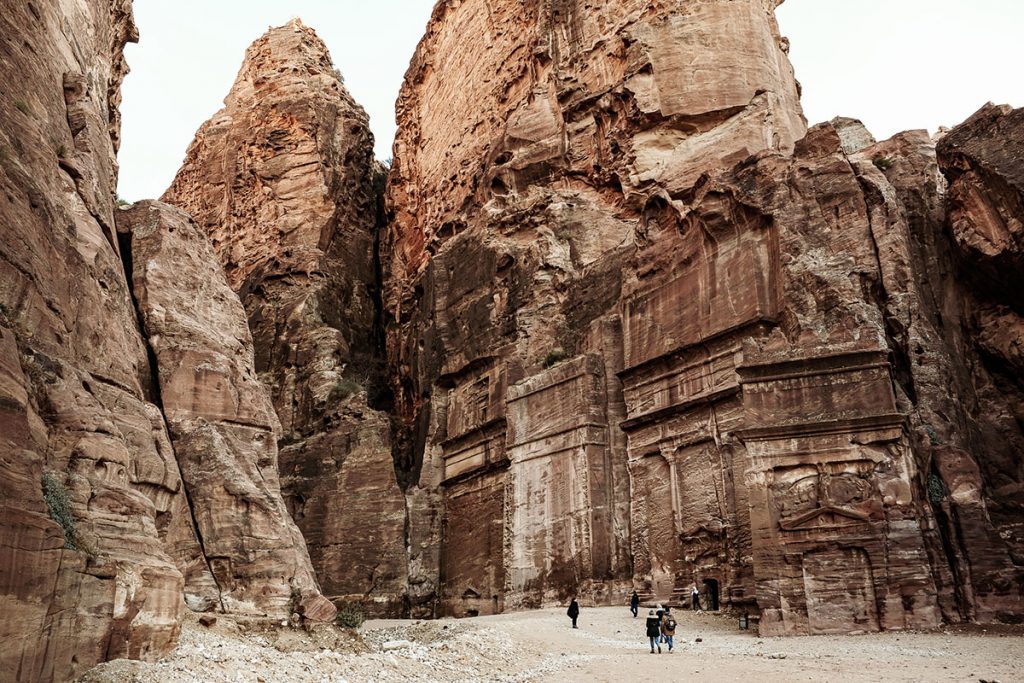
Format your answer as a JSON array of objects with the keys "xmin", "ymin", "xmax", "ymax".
[{"xmin": 117, "ymin": 0, "xmax": 1024, "ymax": 201}]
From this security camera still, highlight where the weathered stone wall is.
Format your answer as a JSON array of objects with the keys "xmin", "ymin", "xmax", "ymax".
[
  {"xmin": 163, "ymin": 20, "xmax": 408, "ymax": 616},
  {"xmin": 385, "ymin": 0, "xmax": 807, "ymax": 618},
  {"xmin": 384, "ymin": 0, "xmax": 1024, "ymax": 633},
  {"xmin": 117, "ymin": 201, "xmax": 335, "ymax": 622},
  {"xmin": 0, "ymin": 2, "xmax": 199, "ymax": 679}
]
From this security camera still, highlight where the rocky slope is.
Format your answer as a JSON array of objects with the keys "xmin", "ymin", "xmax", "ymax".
[{"xmin": 163, "ymin": 19, "xmax": 407, "ymax": 616}]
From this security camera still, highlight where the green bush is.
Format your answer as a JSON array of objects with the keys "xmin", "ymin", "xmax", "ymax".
[
  {"xmin": 14, "ymin": 99, "xmax": 31, "ymax": 116},
  {"xmin": 328, "ymin": 378, "xmax": 362, "ymax": 403},
  {"xmin": 336, "ymin": 605, "xmax": 365, "ymax": 629},
  {"xmin": 55, "ymin": 144, "xmax": 67, "ymax": 159},
  {"xmin": 41, "ymin": 472, "xmax": 76, "ymax": 549},
  {"xmin": 542, "ymin": 347, "xmax": 568, "ymax": 369},
  {"xmin": 872, "ymin": 154, "xmax": 895, "ymax": 171}
]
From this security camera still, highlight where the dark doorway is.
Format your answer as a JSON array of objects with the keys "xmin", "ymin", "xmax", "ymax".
[{"xmin": 703, "ymin": 578, "xmax": 720, "ymax": 611}]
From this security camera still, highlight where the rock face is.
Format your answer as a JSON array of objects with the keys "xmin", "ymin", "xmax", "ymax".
[
  {"xmin": 3, "ymin": 1, "xmax": 1024, "ymax": 674},
  {"xmin": 0, "ymin": 2, "xmax": 201, "ymax": 679},
  {"xmin": 384, "ymin": 0, "xmax": 1024, "ymax": 633},
  {"xmin": 116, "ymin": 201, "xmax": 334, "ymax": 622},
  {"xmin": 931, "ymin": 104, "xmax": 1024, "ymax": 623},
  {"xmin": 385, "ymin": 0, "xmax": 806, "ymax": 617},
  {"xmin": 163, "ymin": 20, "xmax": 407, "ymax": 615}
]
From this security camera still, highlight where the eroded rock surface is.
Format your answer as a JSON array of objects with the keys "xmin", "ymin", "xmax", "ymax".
[
  {"xmin": 385, "ymin": 0, "xmax": 806, "ymax": 618},
  {"xmin": 383, "ymin": 0, "xmax": 1024, "ymax": 634},
  {"xmin": 117, "ymin": 200, "xmax": 334, "ymax": 622},
  {"xmin": 0, "ymin": 2, "xmax": 202, "ymax": 679},
  {"xmin": 163, "ymin": 20, "xmax": 407, "ymax": 615}
]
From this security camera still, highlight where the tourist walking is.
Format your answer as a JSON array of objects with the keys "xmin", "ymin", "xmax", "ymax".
[
  {"xmin": 691, "ymin": 583, "xmax": 702, "ymax": 612},
  {"xmin": 630, "ymin": 590, "xmax": 640, "ymax": 618},
  {"xmin": 645, "ymin": 609, "xmax": 662, "ymax": 653},
  {"xmin": 661, "ymin": 607, "xmax": 677, "ymax": 652},
  {"xmin": 567, "ymin": 598, "xmax": 580, "ymax": 629}
]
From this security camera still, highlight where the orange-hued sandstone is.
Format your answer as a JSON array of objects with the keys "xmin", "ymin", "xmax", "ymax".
[{"xmin": 1, "ymin": 1, "xmax": 1024, "ymax": 680}]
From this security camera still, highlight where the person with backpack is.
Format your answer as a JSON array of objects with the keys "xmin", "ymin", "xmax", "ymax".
[
  {"xmin": 567, "ymin": 598, "xmax": 580, "ymax": 629},
  {"xmin": 660, "ymin": 607, "xmax": 677, "ymax": 652},
  {"xmin": 645, "ymin": 609, "xmax": 662, "ymax": 653},
  {"xmin": 630, "ymin": 590, "xmax": 640, "ymax": 618}
]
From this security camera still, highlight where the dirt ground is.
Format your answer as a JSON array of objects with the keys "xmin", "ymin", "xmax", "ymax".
[{"xmin": 80, "ymin": 606, "xmax": 1024, "ymax": 682}]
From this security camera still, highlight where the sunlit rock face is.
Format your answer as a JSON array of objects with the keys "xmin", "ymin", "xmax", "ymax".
[
  {"xmin": 163, "ymin": 19, "xmax": 408, "ymax": 616},
  {"xmin": 0, "ymin": 2, "xmax": 202, "ymax": 679}
]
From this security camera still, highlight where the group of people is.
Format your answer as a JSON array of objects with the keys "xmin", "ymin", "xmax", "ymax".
[
  {"xmin": 643, "ymin": 602, "xmax": 677, "ymax": 653},
  {"xmin": 564, "ymin": 583, "xmax": 704, "ymax": 653}
]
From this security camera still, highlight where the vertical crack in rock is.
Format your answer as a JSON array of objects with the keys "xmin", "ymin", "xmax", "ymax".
[
  {"xmin": 115, "ymin": 224, "xmax": 225, "ymax": 613},
  {"xmin": 116, "ymin": 200, "xmax": 335, "ymax": 622}
]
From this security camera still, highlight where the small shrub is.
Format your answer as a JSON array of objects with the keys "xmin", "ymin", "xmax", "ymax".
[
  {"xmin": 41, "ymin": 472, "xmax": 76, "ymax": 549},
  {"xmin": 328, "ymin": 378, "xmax": 362, "ymax": 403},
  {"xmin": 55, "ymin": 144, "xmax": 67, "ymax": 159},
  {"xmin": 924, "ymin": 423, "xmax": 941, "ymax": 446},
  {"xmin": 14, "ymin": 99, "xmax": 31, "ymax": 115},
  {"xmin": 542, "ymin": 347, "xmax": 569, "ymax": 369},
  {"xmin": 928, "ymin": 472, "xmax": 946, "ymax": 504},
  {"xmin": 116, "ymin": 198, "xmax": 130, "ymax": 207},
  {"xmin": 278, "ymin": 431, "xmax": 302, "ymax": 448},
  {"xmin": 336, "ymin": 605, "xmax": 365, "ymax": 629},
  {"xmin": 872, "ymin": 154, "xmax": 895, "ymax": 172}
]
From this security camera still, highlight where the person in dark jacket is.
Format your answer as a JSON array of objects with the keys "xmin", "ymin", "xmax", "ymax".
[
  {"xmin": 567, "ymin": 598, "xmax": 580, "ymax": 628},
  {"xmin": 630, "ymin": 590, "xmax": 640, "ymax": 618},
  {"xmin": 645, "ymin": 609, "xmax": 662, "ymax": 653}
]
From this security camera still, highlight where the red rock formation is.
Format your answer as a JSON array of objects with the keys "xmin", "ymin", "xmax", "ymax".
[
  {"xmin": 0, "ymin": 2, "xmax": 205, "ymax": 679},
  {"xmin": 163, "ymin": 20, "xmax": 408, "ymax": 616},
  {"xmin": 385, "ymin": 0, "xmax": 807, "ymax": 617},
  {"xmin": 384, "ymin": 0, "xmax": 1024, "ymax": 633},
  {"xmin": 931, "ymin": 104, "xmax": 1024, "ymax": 622},
  {"xmin": 116, "ymin": 200, "xmax": 334, "ymax": 622}
]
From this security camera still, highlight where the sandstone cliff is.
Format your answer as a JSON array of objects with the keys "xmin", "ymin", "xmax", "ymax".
[
  {"xmin": 0, "ymin": 1, "xmax": 198, "ymax": 679},
  {"xmin": 117, "ymin": 200, "xmax": 335, "ymax": 622},
  {"xmin": 385, "ymin": 0, "xmax": 807, "ymax": 617},
  {"xmin": 163, "ymin": 20, "xmax": 408, "ymax": 616},
  {"xmin": 0, "ymin": 6, "xmax": 340, "ymax": 679},
  {"xmin": 3, "ymin": 0, "xmax": 1024, "ymax": 676},
  {"xmin": 383, "ymin": 0, "xmax": 1024, "ymax": 633}
]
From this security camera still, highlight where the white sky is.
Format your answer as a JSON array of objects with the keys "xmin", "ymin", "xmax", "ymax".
[{"xmin": 117, "ymin": 0, "xmax": 1024, "ymax": 201}]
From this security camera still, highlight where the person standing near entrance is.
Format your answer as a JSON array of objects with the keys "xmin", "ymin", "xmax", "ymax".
[
  {"xmin": 567, "ymin": 598, "xmax": 580, "ymax": 629},
  {"xmin": 645, "ymin": 610, "xmax": 662, "ymax": 653},
  {"xmin": 630, "ymin": 590, "xmax": 640, "ymax": 618},
  {"xmin": 691, "ymin": 583, "xmax": 702, "ymax": 612},
  {"xmin": 660, "ymin": 607, "xmax": 677, "ymax": 652}
]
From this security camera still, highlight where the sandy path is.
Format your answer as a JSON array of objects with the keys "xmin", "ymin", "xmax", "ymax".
[{"xmin": 81, "ymin": 607, "xmax": 1024, "ymax": 682}]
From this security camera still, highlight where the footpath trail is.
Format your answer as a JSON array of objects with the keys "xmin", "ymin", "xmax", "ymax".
[{"xmin": 80, "ymin": 606, "xmax": 1024, "ymax": 682}]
